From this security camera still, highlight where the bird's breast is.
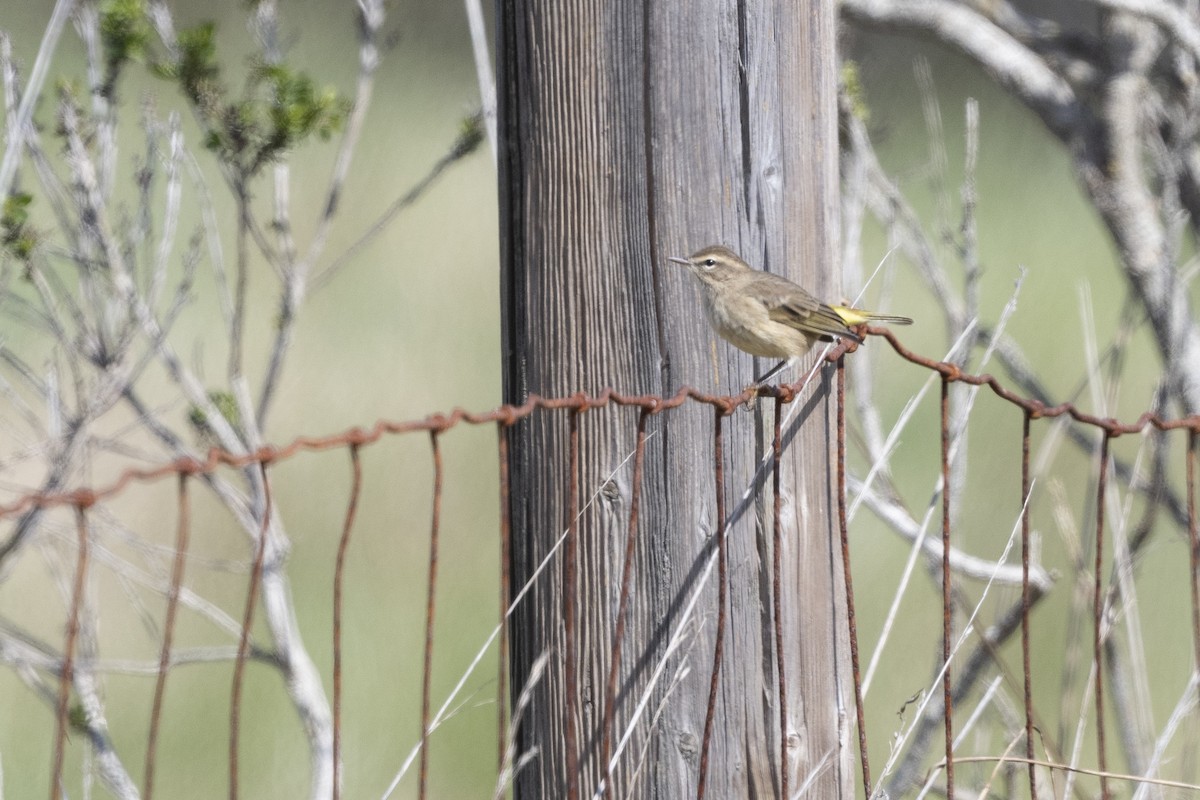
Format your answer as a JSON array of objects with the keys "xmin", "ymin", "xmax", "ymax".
[{"xmin": 701, "ymin": 292, "xmax": 811, "ymax": 359}]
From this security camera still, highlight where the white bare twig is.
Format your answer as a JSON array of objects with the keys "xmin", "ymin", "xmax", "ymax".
[
  {"xmin": 0, "ymin": 0, "xmax": 75, "ymax": 199},
  {"xmin": 464, "ymin": 0, "xmax": 497, "ymax": 164}
]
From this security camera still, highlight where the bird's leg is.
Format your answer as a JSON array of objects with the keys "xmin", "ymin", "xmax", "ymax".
[
  {"xmin": 753, "ymin": 359, "xmax": 789, "ymax": 385},
  {"xmin": 741, "ymin": 359, "xmax": 792, "ymax": 406}
]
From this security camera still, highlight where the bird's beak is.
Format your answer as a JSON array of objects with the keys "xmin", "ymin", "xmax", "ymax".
[{"xmin": 667, "ymin": 256, "xmax": 690, "ymax": 266}]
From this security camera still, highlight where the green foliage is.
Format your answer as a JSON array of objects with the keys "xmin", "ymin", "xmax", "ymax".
[
  {"xmin": 97, "ymin": 6, "xmax": 355, "ymax": 177},
  {"xmin": 98, "ymin": 0, "xmax": 152, "ymax": 95},
  {"xmin": 840, "ymin": 60, "xmax": 870, "ymax": 124},
  {"xmin": 452, "ymin": 113, "xmax": 485, "ymax": 160},
  {"xmin": 155, "ymin": 23, "xmax": 222, "ymax": 114},
  {"xmin": 254, "ymin": 64, "xmax": 352, "ymax": 160},
  {"xmin": 1, "ymin": 192, "xmax": 38, "ymax": 264},
  {"xmin": 151, "ymin": 22, "xmax": 349, "ymax": 178},
  {"xmin": 187, "ymin": 390, "xmax": 243, "ymax": 444},
  {"xmin": 68, "ymin": 702, "xmax": 89, "ymax": 732}
]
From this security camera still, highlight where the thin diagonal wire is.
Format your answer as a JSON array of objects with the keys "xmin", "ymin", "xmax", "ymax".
[
  {"xmin": 940, "ymin": 375, "xmax": 955, "ymax": 800},
  {"xmin": 419, "ymin": 432, "xmax": 444, "ymax": 800},
  {"xmin": 50, "ymin": 505, "xmax": 91, "ymax": 800},
  {"xmin": 230, "ymin": 463, "xmax": 273, "ymax": 800},
  {"xmin": 333, "ymin": 444, "xmax": 364, "ymax": 800},
  {"xmin": 600, "ymin": 409, "xmax": 650, "ymax": 796},
  {"xmin": 497, "ymin": 423, "xmax": 513, "ymax": 776},
  {"xmin": 697, "ymin": 407, "xmax": 727, "ymax": 800},
  {"xmin": 1020, "ymin": 412, "xmax": 1036, "ymax": 800},
  {"xmin": 771, "ymin": 395, "xmax": 789, "ymax": 800},
  {"xmin": 839, "ymin": 358, "xmax": 872, "ymax": 799},
  {"xmin": 1189, "ymin": 431, "xmax": 1200, "ymax": 679},
  {"xmin": 1095, "ymin": 432, "xmax": 1111, "ymax": 800},
  {"xmin": 144, "ymin": 474, "xmax": 192, "ymax": 800},
  {"xmin": 940, "ymin": 754, "xmax": 1200, "ymax": 792},
  {"xmin": 565, "ymin": 408, "xmax": 581, "ymax": 800}
]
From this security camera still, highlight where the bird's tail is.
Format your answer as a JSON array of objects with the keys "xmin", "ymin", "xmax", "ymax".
[{"xmin": 831, "ymin": 305, "xmax": 913, "ymax": 327}]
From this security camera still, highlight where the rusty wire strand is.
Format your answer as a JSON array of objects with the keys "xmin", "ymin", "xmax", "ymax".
[
  {"xmin": 496, "ymin": 423, "xmax": 512, "ymax": 777},
  {"xmin": 333, "ymin": 445, "xmax": 364, "ymax": 800},
  {"xmin": 940, "ymin": 375, "xmax": 955, "ymax": 799},
  {"xmin": 838, "ymin": 358, "xmax": 872, "ymax": 799},
  {"xmin": 1020, "ymin": 412, "xmax": 1036, "ymax": 800},
  {"xmin": 144, "ymin": 474, "xmax": 192, "ymax": 800},
  {"xmin": 771, "ymin": 395, "xmax": 789, "ymax": 799},
  {"xmin": 1190, "ymin": 431, "xmax": 1200, "ymax": 681},
  {"xmin": 5, "ymin": 329, "xmax": 1196, "ymax": 523},
  {"xmin": 229, "ymin": 462, "xmax": 272, "ymax": 800},
  {"xmin": 872, "ymin": 328, "xmax": 1189, "ymax": 435},
  {"xmin": 1094, "ymin": 432, "xmax": 1111, "ymax": 800},
  {"xmin": 50, "ymin": 505, "xmax": 91, "ymax": 800},
  {"xmin": 565, "ymin": 408, "xmax": 582, "ymax": 800},
  {"xmin": 697, "ymin": 407, "xmax": 728, "ymax": 800},
  {"xmin": 419, "ymin": 432, "xmax": 444, "ymax": 800},
  {"xmin": 600, "ymin": 409, "xmax": 650, "ymax": 796}
]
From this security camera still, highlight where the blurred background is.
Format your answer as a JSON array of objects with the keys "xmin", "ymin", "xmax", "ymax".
[{"xmin": 1, "ymin": 1, "xmax": 1194, "ymax": 797}]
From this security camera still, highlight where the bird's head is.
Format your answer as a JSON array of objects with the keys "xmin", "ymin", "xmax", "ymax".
[{"xmin": 668, "ymin": 245, "xmax": 749, "ymax": 284}]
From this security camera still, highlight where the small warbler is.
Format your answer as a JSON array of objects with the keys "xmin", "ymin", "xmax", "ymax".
[{"xmin": 670, "ymin": 245, "xmax": 912, "ymax": 382}]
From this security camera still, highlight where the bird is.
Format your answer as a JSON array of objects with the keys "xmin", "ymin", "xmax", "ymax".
[{"xmin": 669, "ymin": 244, "xmax": 912, "ymax": 383}]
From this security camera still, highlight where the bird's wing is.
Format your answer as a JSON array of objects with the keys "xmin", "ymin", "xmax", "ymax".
[{"xmin": 751, "ymin": 272, "xmax": 860, "ymax": 340}]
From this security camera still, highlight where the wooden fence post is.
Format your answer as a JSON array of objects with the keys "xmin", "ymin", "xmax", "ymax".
[{"xmin": 498, "ymin": 2, "xmax": 851, "ymax": 796}]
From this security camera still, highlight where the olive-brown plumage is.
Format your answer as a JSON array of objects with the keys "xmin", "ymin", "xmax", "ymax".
[{"xmin": 670, "ymin": 244, "xmax": 912, "ymax": 363}]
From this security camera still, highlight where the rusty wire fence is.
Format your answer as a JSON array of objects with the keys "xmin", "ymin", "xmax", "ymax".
[{"xmin": 4, "ymin": 328, "xmax": 1200, "ymax": 799}]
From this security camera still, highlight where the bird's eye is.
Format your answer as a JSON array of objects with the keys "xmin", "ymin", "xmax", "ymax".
[{"xmin": 703, "ymin": 258, "xmax": 716, "ymax": 267}]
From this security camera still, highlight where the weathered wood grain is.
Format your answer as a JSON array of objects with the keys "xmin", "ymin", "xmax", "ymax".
[{"xmin": 498, "ymin": 2, "xmax": 851, "ymax": 796}]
